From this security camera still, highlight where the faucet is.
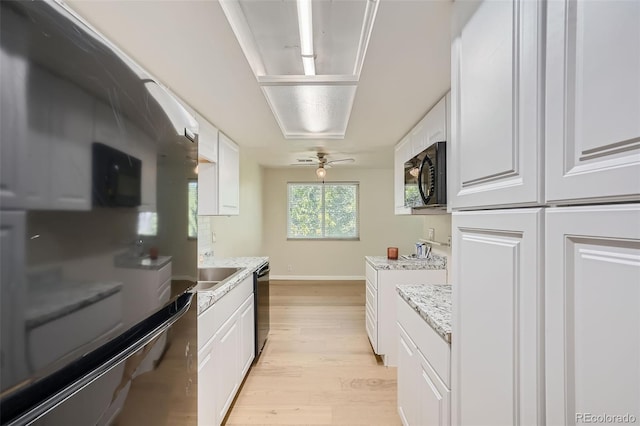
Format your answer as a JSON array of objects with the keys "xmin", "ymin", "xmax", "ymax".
[{"xmin": 133, "ymin": 238, "xmax": 144, "ymax": 257}]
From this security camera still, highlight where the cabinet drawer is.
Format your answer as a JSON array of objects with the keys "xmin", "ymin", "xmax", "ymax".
[
  {"xmin": 397, "ymin": 294, "xmax": 450, "ymax": 387},
  {"xmin": 158, "ymin": 262, "xmax": 172, "ymax": 286},
  {"xmin": 365, "ymin": 278, "xmax": 377, "ymax": 320},
  {"xmin": 365, "ymin": 262, "xmax": 377, "ymax": 289},
  {"xmin": 197, "ymin": 274, "xmax": 253, "ymax": 351},
  {"xmin": 365, "ymin": 308, "xmax": 377, "ymax": 353}
]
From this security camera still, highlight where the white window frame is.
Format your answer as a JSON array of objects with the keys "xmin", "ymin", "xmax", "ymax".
[{"xmin": 287, "ymin": 182, "xmax": 360, "ymax": 241}]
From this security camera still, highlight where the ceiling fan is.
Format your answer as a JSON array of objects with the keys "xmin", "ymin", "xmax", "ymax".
[{"xmin": 291, "ymin": 152, "xmax": 355, "ymax": 179}]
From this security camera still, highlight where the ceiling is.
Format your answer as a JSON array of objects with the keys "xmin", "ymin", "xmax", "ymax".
[{"xmin": 65, "ymin": 0, "xmax": 452, "ymax": 169}]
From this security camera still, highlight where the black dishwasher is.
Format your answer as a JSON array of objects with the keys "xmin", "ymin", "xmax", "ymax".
[{"xmin": 254, "ymin": 262, "xmax": 270, "ymax": 360}]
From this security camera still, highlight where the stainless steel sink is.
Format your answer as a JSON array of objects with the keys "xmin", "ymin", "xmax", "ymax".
[
  {"xmin": 198, "ymin": 267, "xmax": 242, "ymax": 282},
  {"xmin": 195, "ymin": 267, "xmax": 243, "ymax": 292}
]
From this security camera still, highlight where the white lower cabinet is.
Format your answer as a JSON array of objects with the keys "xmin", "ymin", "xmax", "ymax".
[
  {"xmin": 452, "ymin": 209, "xmax": 543, "ymax": 426},
  {"xmin": 546, "ymin": 204, "xmax": 640, "ymax": 425},
  {"xmin": 365, "ymin": 260, "xmax": 446, "ymax": 366},
  {"xmin": 397, "ymin": 294, "xmax": 451, "ymax": 426},
  {"xmin": 198, "ymin": 275, "xmax": 255, "ymax": 426}
]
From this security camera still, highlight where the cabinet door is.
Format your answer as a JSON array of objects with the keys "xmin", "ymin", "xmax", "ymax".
[
  {"xmin": 450, "ymin": 0, "xmax": 543, "ymax": 209},
  {"xmin": 239, "ymin": 295, "xmax": 255, "ymax": 377},
  {"xmin": 0, "ymin": 212, "xmax": 28, "ymax": 390},
  {"xmin": 198, "ymin": 162, "xmax": 218, "ymax": 215},
  {"xmin": 0, "ymin": 47, "xmax": 28, "ymax": 209},
  {"xmin": 365, "ymin": 276, "xmax": 377, "ymax": 353},
  {"xmin": 410, "ymin": 118, "xmax": 428, "ymax": 157},
  {"xmin": 452, "ymin": 209, "xmax": 543, "ymax": 425},
  {"xmin": 214, "ymin": 317, "xmax": 240, "ymax": 423},
  {"xmin": 218, "ymin": 132, "xmax": 239, "ymax": 215},
  {"xmin": 49, "ymin": 77, "xmax": 92, "ymax": 210},
  {"xmin": 414, "ymin": 96, "xmax": 447, "ymax": 156},
  {"xmin": 196, "ymin": 113, "xmax": 218, "ymax": 163},
  {"xmin": 546, "ymin": 205, "xmax": 640, "ymax": 425},
  {"xmin": 397, "ymin": 322, "xmax": 418, "ymax": 426},
  {"xmin": 546, "ymin": 1, "xmax": 640, "ymax": 204},
  {"xmin": 418, "ymin": 351, "xmax": 451, "ymax": 426},
  {"xmin": 197, "ymin": 338, "xmax": 217, "ymax": 426},
  {"xmin": 394, "ymin": 136, "xmax": 412, "ymax": 215}
]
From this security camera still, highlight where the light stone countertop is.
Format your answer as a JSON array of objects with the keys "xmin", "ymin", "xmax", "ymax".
[
  {"xmin": 26, "ymin": 280, "xmax": 123, "ymax": 329},
  {"xmin": 396, "ymin": 284, "xmax": 452, "ymax": 344},
  {"xmin": 365, "ymin": 254, "xmax": 447, "ymax": 271},
  {"xmin": 114, "ymin": 253, "xmax": 172, "ymax": 270},
  {"xmin": 196, "ymin": 257, "xmax": 268, "ymax": 314}
]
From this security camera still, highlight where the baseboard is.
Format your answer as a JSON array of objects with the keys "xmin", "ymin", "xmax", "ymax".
[{"xmin": 270, "ymin": 275, "xmax": 365, "ymax": 281}]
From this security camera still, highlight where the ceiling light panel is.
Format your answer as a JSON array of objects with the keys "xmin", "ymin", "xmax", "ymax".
[
  {"xmin": 222, "ymin": 0, "xmax": 377, "ymax": 78},
  {"xmin": 261, "ymin": 84, "xmax": 357, "ymax": 138}
]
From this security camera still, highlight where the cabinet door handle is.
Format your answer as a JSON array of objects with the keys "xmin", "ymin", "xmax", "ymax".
[{"xmin": 222, "ymin": 205, "xmax": 237, "ymax": 208}]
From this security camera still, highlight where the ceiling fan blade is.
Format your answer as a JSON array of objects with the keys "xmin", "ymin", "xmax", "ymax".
[{"xmin": 326, "ymin": 158, "xmax": 355, "ymax": 165}]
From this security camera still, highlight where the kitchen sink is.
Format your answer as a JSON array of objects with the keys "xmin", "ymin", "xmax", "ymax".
[{"xmin": 195, "ymin": 267, "xmax": 243, "ymax": 292}]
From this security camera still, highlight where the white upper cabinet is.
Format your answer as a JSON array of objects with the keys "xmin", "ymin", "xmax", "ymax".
[
  {"xmin": 450, "ymin": 0, "xmax": 544, "ymax": 210},
  {"xmin": 452, "ymin": 209, "xmax": 544, "ymax": 426},
  {"xmin": 545, "ymin": 204, "xmax": 640, "ymax": 425},
  {"xmin": 412, "ymin": 96, "xmax": 447, "ymax": 156},
  {"xmin": 197, "ymin": 113, "xmax": 218, "ymax": 163},
  {"xmin": 546, "ymin": 1, "xmax": 640, "ymax": 204},
  {"xmin": 218, "ymin": 132, "xmax": 240, "ymax": 216},
  {"xmin": 196, "ymin": 114, "xmax": 240, "ymax": 216},
  {"xmin": 394, "ymin": 136, "xmax": 412, "ymax": 215}
]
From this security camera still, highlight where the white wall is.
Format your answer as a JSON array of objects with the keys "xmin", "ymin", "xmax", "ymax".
[
  {"xmin": 198, "ymin": 151, "xmax": 264, "ymax": 259},
  {"xmin": 262, "ymin": 167, "xmax": 427, "ymax": 278}
]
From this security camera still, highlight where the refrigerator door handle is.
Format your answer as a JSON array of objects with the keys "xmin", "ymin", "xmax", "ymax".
[{"xmin": 1, "ymin": 292, "xmax": 195, "ymax": 426}]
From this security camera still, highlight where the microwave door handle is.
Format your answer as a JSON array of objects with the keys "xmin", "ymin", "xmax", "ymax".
[{"xmin": 417, "ymin": 155, "xmax": 434, "ymax": 205}]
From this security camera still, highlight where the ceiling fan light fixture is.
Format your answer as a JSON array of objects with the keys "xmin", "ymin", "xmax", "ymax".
[
  {"xmin": 409, "ymin": 166, "xmax": 420, "ymax": 178},
  {"xmin": 316, "ymin": 165, "xmax": 327, "ymax": 179}
]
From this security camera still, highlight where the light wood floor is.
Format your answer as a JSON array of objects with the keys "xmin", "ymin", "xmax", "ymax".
[{"xmin": 223, "ymin": 280, "xmax": 401, "ymax": 426}]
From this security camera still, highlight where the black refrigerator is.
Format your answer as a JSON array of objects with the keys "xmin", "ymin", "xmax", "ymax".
[{"xmin": 0, "ymin": 1, "xmax": 201, "ymax": 424}]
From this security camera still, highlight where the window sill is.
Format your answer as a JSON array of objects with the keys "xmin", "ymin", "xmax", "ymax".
[{"xmin": 286, "ymin": 237, "xmax": 360, "ymax": 241}]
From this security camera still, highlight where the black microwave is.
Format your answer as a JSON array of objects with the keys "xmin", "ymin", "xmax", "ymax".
[
  {"xmin": 92, "ymin": 142, "xmax": 142, "ymax": 207},
  {"xmin": 404, "ymin": 141, "xmax": 447, "ymax": 209}
]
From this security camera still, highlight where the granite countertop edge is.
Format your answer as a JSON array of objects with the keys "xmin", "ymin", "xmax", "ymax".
[
  {"xmin": 196, "ymin": 257, "xmax": 269, "ymax": 315},
  {"xmin": 396, "ymin": 284, "xmax": 452, "ymax": 344},
  {"xmin": 365, "ymin": 254, "xmax": 447, "ymax": 271}
]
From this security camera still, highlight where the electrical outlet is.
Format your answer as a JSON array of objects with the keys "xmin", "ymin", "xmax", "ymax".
[
  {"xmin": 287, "ymin": 264, "xmax": 293, "ymax": 272},
  {"xmin": 427, "ymin": 228, "xmax": 435, "ymax": 241}
]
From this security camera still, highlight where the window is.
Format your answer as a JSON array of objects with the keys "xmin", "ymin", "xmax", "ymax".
[
  {"xmin": 188, "ymin": 180, "xmax": 198, "ymax": 239},
  {"xmin": 137, "ymin": 211, "xmax": 158, "ymax": 236},
  {"xmin": 287, "ymin": 182, "xmax": 359, "ymax": 240}
]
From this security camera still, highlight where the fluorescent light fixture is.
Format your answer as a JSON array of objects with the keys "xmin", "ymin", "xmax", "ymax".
[
  {"xmin": 302, "ymin": 55, "xmax": 316, "ymax": 76},
  {"xmin": 297, "ymin": 0, "xmax": 313, "ymax": 56}
]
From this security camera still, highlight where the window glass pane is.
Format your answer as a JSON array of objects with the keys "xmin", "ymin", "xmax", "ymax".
[
  {"xmin": 287, "ymin": 182, "xmax": 358, "ymax": 239},
  {"xmin": 137, "ymin": 211, "xmax": 158, "ymax": 236},
  {"xmin": 188, "ymin": 180, "xmax": 198, "ymax": 239},
  {"xmin": 288, "ymin": 184, "xmax": 323, "ymax": 238},
  {"xmin": 324, "ymin": 184, "xmax": 358, "ymax": 238}
]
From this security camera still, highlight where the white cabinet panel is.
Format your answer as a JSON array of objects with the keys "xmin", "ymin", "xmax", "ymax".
[
  {"xmin": 214, "ymin": 318, "xmax": 239, "ymax": 423},
  {"xmin": 0, "ymin": 49, "xmax": 28, "ymax": 209},
  {"xmin": 198, "ymin": 336, "xmax": 217, "ymax": 426},
  {"xmin": 218, "ymin": 132, "xmax": 240, "ymax": 215},
  {"xmin": 546, "ymin": 1, "xmax": 640, "ymax": 204},
  {"xmin": 196, "ymin": 113, "xmax": 218, "ymax": 162},
  {"xmin": 394, "ymin": 137, "xmax": 412, "ymax": 215},
  {"xmin": 418, "ymin": 350, "xmax": 450, "ymax": 426},
  {"xmin": 412, "ymin": 96, "xmax": 447, "ymax": 156},
  {"xmin": 546, "ymin": 205, "xmax": 640, "ymax": 425},
  {"xmin": 197, "ymin": 121, "xmax": 240, "ymax": 216},
  {"xmin": 452, "ymin": 209, "xmax": 543, "ymax": 426},
  {"xmin": 239, "ymin": 296, "xmax": 255, "ymax": 377},
  {"xmin": 0, "ymin": 212, "xmax": 27, "ymax": 389},
  {"xmin": 397, "ymin": 323, "xmax": 419, "ymax": 426},
  {"xmin": 450, "ymin": 0, "xmax": 543, "ymax": 209},
  {"xmin": 365, "ymin": 259, "xmax": 447, "ymax": 367}
]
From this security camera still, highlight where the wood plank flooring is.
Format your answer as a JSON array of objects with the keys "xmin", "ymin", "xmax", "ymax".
[{"xmin": 223, "ymin": 280, "xmax": 401, "ymax": 426}]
